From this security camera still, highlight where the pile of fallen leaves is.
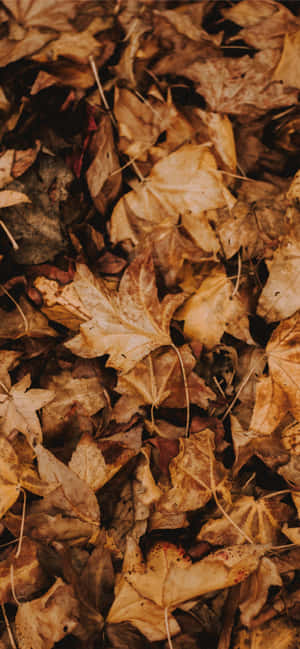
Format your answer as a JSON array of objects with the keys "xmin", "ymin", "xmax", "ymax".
[{"xmin": 0, "ymin": 0, "xmax": 300, "ymax": 647}]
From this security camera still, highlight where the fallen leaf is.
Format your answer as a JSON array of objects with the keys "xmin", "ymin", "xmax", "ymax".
[
  {"xmin": 158, "ymin": 429, "xmax": 228, "ymax": 513},
  {"xmin": 0, "ymin": 190, "xmax": 30, "ymax": 208},
  {"xmin": 41, "ymin": 369, "xmax": 106, "ymax": 437},
  {"xmin": 184, "ymin": 50, "xmax": 298, "ymax": 116},
  {"xmin": 65, "ymin": 251, "xmax": 184, "ymax": 372},
  {"xmin": 198, "ymin": 495, "xmax": 291, "ymax": 545},
  {"xmin": 0, "ymin": 538, "xmax": 46, "ymax": 605},
  {"xmin": 257, "ymin": 234, "xmax": 300, "ymax": 321},
  {"xmin": 176, "ymin": 265, "xmax": 254, "ymax": 348},
  {"xmin": 239, "ymin": 557, "xmax": 282, "ymax": 626},
  {"xmin": 110, "ymin": 145, "xmax": 233, "ymax": 247},
  {"xmin": 0, "ymin": 361, "xmax": 54, "ymax": 446},
  {"xmin": 15, "ymin": 578, "xmax": 80, "ymax": 649},
  {"xmin": 113, "ymin": 345, "xmax": 215, "ymax": 423},
  {"xmin": 222, "ymin": 0, "xmax": 299, "ymax": 50},
  {"xmin": 107, "ymin": 536, "xmax": 264, "ymax": 641},
  {"xmin": 86, "ymin": 114, "xmax": 121, "ymax": 214},
  {"xmin": 250, "ymin": 312, "xmax": 300, "ymax": 434},
  {"xmin": 233, "ymin": 617, "xmax": 299, "ymax": 649},
  {"xmin": 0, "ymin": 297, "xmax": 57, "ymax": 340}
]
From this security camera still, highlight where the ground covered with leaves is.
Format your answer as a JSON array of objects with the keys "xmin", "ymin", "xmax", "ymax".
[{"xmin": 0, "ymin": 1, "xmax": 300, "ymax": 648}]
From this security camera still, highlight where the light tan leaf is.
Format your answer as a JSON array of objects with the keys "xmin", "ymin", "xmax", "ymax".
[
  {"xmin": 195, "ymin": 109, "xmax": 237, "ymax": 172},
  {"xmin": 0, "ymin": 190, "xmax": 30, "ymax": 208},
  {"xmin": 158, "ymin": 429, "xmax": 228, "ymax": 513},
  {"xmin": 113, "ymin": 345, "xmax": 215, "ymax": 423},
  {"xmin": 273, "ymin": 30, "xmax": 300, "ymax": 90},
  {"xmin": 65, "ymin": 251, "xmax": 184, "ymax": 372},
  {"xmin": 0, "ymin": 436, "xmax": 22, "ymax": 519},
  {"xmin": 0, "ymin": 538, "xmax": 46, "ymax": 605},
  {"xmin": 69, "ymin": 432, "xmax": 138, "ymax": 491},
  {"xmin": 239, "ymin": 557, "xmax": 282, "ymax": 627},
  {"xmin": 198, "ymin": 495, "xmax": 290, "ymax": 545},
  {"xmin": 110, "ymin": 145, "xmax": 233, "ymax": 247},
  {"xmin": 0, "ymin": 370, "xmax": 54, "ymax": 446},
  {"xmin": 257, "ymin": 236, "xmax": 300, "ymax": 321},
  {"xmin": 282, "ymin": 524, "xmax": 300, "ymax": 545},
  {"xmin": 41, "ymin": 369, "xmax": 106, "ymax": 437},
  {"xmin": 250, "ymin": 376, "xmax": 289, "ymax": 436},
  {"xmin": 107, "ymin": 536, "xmax": 264, "ymax": 641},
  {"xmin": 15, "ymin": 578, "xmax": 80, "ymax": 649},
  {"xmin": 176, "ymin": 266, "xmax": 254, "ymax": 348}
]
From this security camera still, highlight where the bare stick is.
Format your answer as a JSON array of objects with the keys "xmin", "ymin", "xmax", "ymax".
[
  {"xmin": 164, "ymin": 607, "xmax": 174, "ymax": 649},
  {"xmin": 0, "ymin": 284, "xmax": 29, "ymax": 335},
  {"xmin": 1, "ymin": 604, "xmax": 18, "ymax": 649},
  {"xmin": 89, "ymin": 56, "xmax": 117, "ymax": 127},
  {"xmin": 0, "ymin": 220, "xmax": 19, "ymax": 250}
]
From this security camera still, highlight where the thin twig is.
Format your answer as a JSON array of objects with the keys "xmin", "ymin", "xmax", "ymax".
[
  {"xmin": 88, "ymin": 56, "xmax": 117, "ymax": 127},
  {"xmin": 0, "ymin": 220, "xmax": 19, "ymax": 250},
  {"xmin": 1, "ymin": 604, "xmax": 18, "ymax": 649},
  {"xmin": 170, "ymin": 343, "xmax": 190, "ymax": 437}
]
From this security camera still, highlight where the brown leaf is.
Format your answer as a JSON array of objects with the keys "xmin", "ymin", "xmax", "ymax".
[
  {"xmin": 107, "ymin": 536, "xmax": 264, "ymax": 641},
  {"xmin": 0, "ymin": 538, "xmax": 46, "ymax": 605},
  {"xmin": 15, "ymin": 578, "xmax": 80, "ymax": 649},
  {"xmin": 158, "ymin": 429, "xmax": 228, "ymax": 513},
  {"xmin": 41, "ymin": 369, "xmax": 106, "ymax": 437},
  {"xmin": 0, "ymin": 297, "xmax": 57, "ymax": 341},
  {"xmin": 257, "ymin": 234, "xmax": 300, "ymax": 321},
  {"xmin": 65, "ymin": 251, "xmax": 184, "ymax": 372},
  {"xmin": 222, "ymin": 0, "xmax": 299, "ymax": 50},
  {"xmin": 233, "ymin": 617, "xmax": 299, "ymax": 649},
  {"xmin": 239, "ymin": 557, "xmax": 282, "ymax": 626},
  {"xmin": 198, "ymin": 495, "xmax": 291, "ymax": 545},
  {"xmin": 251, "ymin": 313, "xmax": 300, "ymax": 434},
  {"xmin": 0, "ymin": 190, "xmax": 30, "ymax": 208},
  {"xmin": 34, "ymin": 445, "xmax": 100, "ymax": 529},
  {"xmin": 184, "ymin": 50, "xmax": 298, "ymax": 116},
  {"xmin": 110, "ymin": 145, "xmax": 233, "ymax": 247},
  {"xmin": 86, "ymin": 115, "xmax": 121, "ymax": 214},
  {"xmin": 0, "ymin": 360, "xmax": 54, "ymax": 446},
  {"xmin": 176, "ymin": 266, "xmax": 254, "ymax": 348},
  {"xmin": 113, "ymin": 345, "xmax": 215, "ymax": 423},
  {"xmin": 69, "ymin": 432, "xmax": 138, "ymax": 491}
]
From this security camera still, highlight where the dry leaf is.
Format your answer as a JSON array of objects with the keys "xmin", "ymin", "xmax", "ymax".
[
  {"xmin": 110, "ymin": 145, "xmax": 233, "ymax": 247},
  {"xmin": 158, "ymin": 429, "xmax": 228, "ymax": 513},
  {"xmin": 222, "ymin": 0, "xmax": 299, "ymax": 50},
  {"xmin": 86, "ymin": 114, "xmax": 121, "ymax": 214},
  {"xmin": 0, "ymin": 436, "xmax": 44, "ymax": 519},
  {"xmin": 176, "ymin": 266, "xmax": 254, "ymax": 348},
  {"xmin": 0, "ymin": 297, "xmax": 57, "ymax": 340},
  {"xmin": 15, "ymin": 578, "xmax": 80, "ymax": 649},
  {"xmin": 114, "ymin": 86, "xmax": 177, "ymax": 161},
  {"xmin": 233, "ymin": 617, "xmax": 299, "ymax": 649},
  {"xmin": 65, "ymin": 251, "xmax": 184, "ymax": 372},
  {"xmin": 108, "ymin": 536, "xmax": 264, "ymax": 641},
  {"xmin": 113, "ymin": 345, "xmax": 215, "ymax": 423},
  {"xmin": 239, "ymin": 557, "xmax": 282, "ymax": 627},
  {"xmin": 198, "ymin": 495, "xmax": 290, "ymax": 545},
  {"xmin": 69, "ymin": 432, "xmax": 138, "ymax": 491},
  {"xmin": 0, "ymin": 190, "xmax": 30, "ymax": 208},
  {"xmin": 35, "ymin": 444, "xmax": 100, "ymax": 527},
  {"xmin": 250, "ymin": 312, "xmax": 300, "ymax": 434},
  {"xmin": 257, "ymin": 235, "xmax": 300, "ymax": 321},
  {"xmin": 0, "ymin": 538, "xmax": 46, "ymax": 605},
  {"xmin": 184, "ymin": 50, "xmax": 298, "ymax": 116},
  {"xmin": 0, "ymin": 362, "xmax": 54, "ymax": 446},
  {"xmin": 41, "ymin": 369, "xmax": 106, "ymax": 437}
]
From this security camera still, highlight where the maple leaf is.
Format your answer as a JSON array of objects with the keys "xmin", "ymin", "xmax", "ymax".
[
  {"xmin": 113, "ymin": 345, "xmax": 215, "ymax": 423},
  {"xmin": 0, "ymin": 436, "xmax": 45, "ymax": 520},
  {"xmin": 65, "ymin": 251, "xmax": 184, "ymax": 372},
  {"xmin": 0, "ymin": 297, "xmax": 57, "ymax": 341},
  {"xmin": 184, "ymin": 51, "xmax": 298, "ymax": 116},
  {"xmin": 157, "ymin": 429, "xmax": 228, "ymax": 513},
  {"xmin": 86, "ymin": 114, "xmax": 121, "ymax": 214},
  {"xmin": 107, "ymin": 536, "xmax": 264, "ymax": 641},
  {"xmin": 110, "ymin": 144, "xmax": 233, "ymax": 247},
  {"xmin": 0, "ymin": 351, "xmax": 54, "ymax": 446},
  {"xmin": 198, "ymin": 495, "xmax": 291, "ymax": 545},
  {"xmin": 250, "ymin": 312, "xmax": 300, "ymax": 435}
]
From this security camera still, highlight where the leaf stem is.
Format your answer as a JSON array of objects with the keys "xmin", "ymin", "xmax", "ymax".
[{"xmin": 170, "ymin": 343, "xmax": 190, "ymax": 437}]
